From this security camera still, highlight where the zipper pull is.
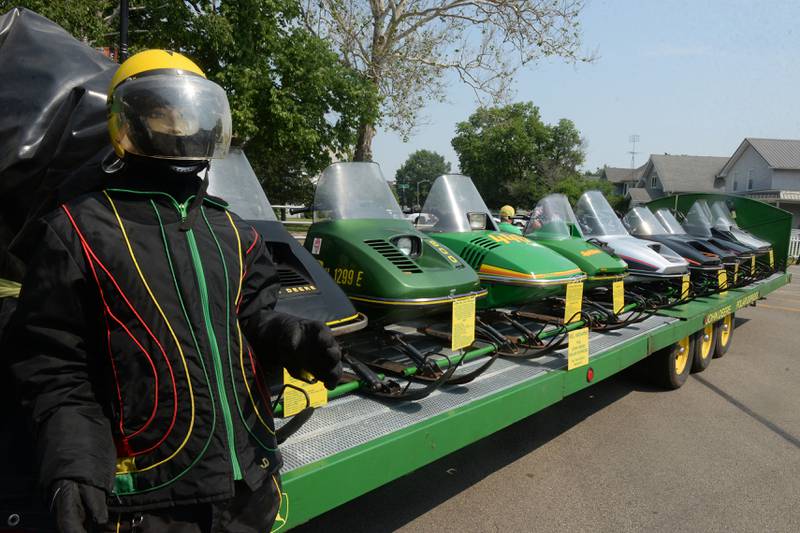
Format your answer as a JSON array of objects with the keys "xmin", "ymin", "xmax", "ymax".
[{"xmin": 178, "ymin": 203, "xmax": 191, "ymax": 231}]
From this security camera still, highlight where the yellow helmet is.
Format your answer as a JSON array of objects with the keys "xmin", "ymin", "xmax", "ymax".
[
  {"xmin": 107, "ymin": 50, "xmax": 231, "ymax": 160},
  {"xmin": 500, "ymin": 205, "xmax": 515, "ymax": 218}
]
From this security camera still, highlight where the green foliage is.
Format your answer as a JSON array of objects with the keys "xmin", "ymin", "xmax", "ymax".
[
  {"xmin": 552, "ymin": 175, "xmax": 626, "ymax": 211},
  {"xmin": 0, "ymin": 0, "xmax": 115, "ymax": 43},
  {"xmin": 3, "ymin": 0, "xmax": 379, "ymax": 204},
  {"xmin": 394, "ymin": 150, "xmax": 452, "ymax": 210},
  {"xmin": 451, "ymin": 102, "xmax": 586, "ymax": 209},
  {"xmin": 306, "ymin": 1, "xmax": 591, "ymax": 160}
]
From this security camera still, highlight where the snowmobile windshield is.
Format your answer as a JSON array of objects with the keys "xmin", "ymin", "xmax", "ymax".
[
  {"xmin": 313, "ymin": 162, "xmax": 405, "ymax": 222},
  {"xmin": 711, "ymin": 201, "xmax": 771, "ymax": 248},
  {"xmin": 525, "ymin": 194, "xmax": 580, "ymax": 239},
  {"xmin": 419, "ymin": 174, "xmax": 499, "ymax": 233},
  {"xmin": 710, "ymin": 201, "xmax": 737, "ymax": 230},
  {"xmin": 654, "ymin": 208, "xmax": 687, "ymax": 235},
  {"xmin": 206, "ymin": 148, "xmax": 277, "ymax": 221},
  {"xmin": 622, "ymin": 207, "xmax": 669, "ymax": 236},
  {"xmin": 574, "ymin": 191, "xmax": 628, "ymax": 237},
  {"xmin": 684, "ymin": 202, "xmax": 713, "ymax": 238}
]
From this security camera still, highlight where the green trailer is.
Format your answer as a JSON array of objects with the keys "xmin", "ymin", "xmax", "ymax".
[{"xmin": 270, "ymin": 195, "xmax": 793, "ymax": 530}]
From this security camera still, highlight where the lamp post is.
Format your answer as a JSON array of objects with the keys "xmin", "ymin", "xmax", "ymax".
[
  {"xmin": 397, "ymin": 183, "xmax": 410, "ymax": 210},
  {"xmin": 416, "ymin": 179, "xmax": 430, "ymax": 211}
]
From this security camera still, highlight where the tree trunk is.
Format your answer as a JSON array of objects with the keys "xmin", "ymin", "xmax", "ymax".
[{"xmin": 354, "ymin": 120, "xmax": 375, "ymax": 161}]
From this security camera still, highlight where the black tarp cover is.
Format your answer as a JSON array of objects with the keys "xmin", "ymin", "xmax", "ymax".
[{"xmin": 0, "ymin": 7, "xmax": 116, "ymax": 281}]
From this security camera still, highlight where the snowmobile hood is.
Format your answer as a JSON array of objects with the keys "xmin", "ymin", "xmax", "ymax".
[
  {"xmin": 528, "ymin": 235, "xmax": 628, "ymax": 279},
  {"xmin": 305, "ymin": 218, "xmax": 485, "ymax": 323},
  {"xmin": 593, "ymin": 235, "xmax": 689, "ymax": 277},
  {"xmin": 208, "ymin": 149, "xmax": 366, "ymax": 334},
  {"xmin": 622, "ymin": 207, "xmax": 722, "ymax": 268},
  {"xmin": 305, "ymin": 163, "xmax": 484, "ymax": 324},
  {"xmin": 638, "ymin": 234, "xmax": 724, "ymax": 269},
  {"xmin": 427, "ymin": 229, "xmax": 585, "ymax": 308}
]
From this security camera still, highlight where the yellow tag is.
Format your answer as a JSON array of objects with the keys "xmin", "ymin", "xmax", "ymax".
[
  {"xmin": 612, "ymin": 280, "xmax": 625, "ymax": 315},
  {"xmin": 567, "ymin": 327, "xmax": 590, "ymax": 370},
  {"xmin": 734, "ymin": 263, "xmax": 739, "ymax": 283},
  {"xmin": 283, "ymin": 369, "xmax": 328, "ymax": 417},
  {"xmin": 563, "ymin": 281, "xmax": 584, "ymax": 324},
  {"xmin": 681, "ymin": 274, "xmax": 690, "ymax": 300},
  {"xmin": 718, "ymin": 269, "xmax": 728, "ymax": 296},
  {"xmin": 768, "ymin": 249, "xmax": 774, "ymax": 268},
  {"xmin": 451, "ymin": 295, "xmax": 476, "ymax": 350},
  {"xmin": 750, "ymin": 255, "xmax": 756, "ymax": 273}
]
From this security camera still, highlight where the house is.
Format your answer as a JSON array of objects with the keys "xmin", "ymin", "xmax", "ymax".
[
  {"xmin": 599, "ymin": 165, "xmax": 645, "ymax": 196},
  {"xmin": 630, "ymin": 154, "xmax": 729, "ymax": 205},
  {"xmin": 717, "ymin": 138, "xmax": 800, "ymax": 227}
]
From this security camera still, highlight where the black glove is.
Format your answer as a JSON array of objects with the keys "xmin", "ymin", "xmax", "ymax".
[
  {"xmin": 50, "ymin": 479, "xmax": 108, "ymax": 533},
  {"xmin": 270, "ymin": 314, "xmax": 343, "ymax": 390}
]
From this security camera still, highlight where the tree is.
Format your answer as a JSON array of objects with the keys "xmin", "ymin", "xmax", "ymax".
[
  {"xmin": 3, "ymin": 0, "xmax": 379, "ymax": 204},
  {"xmin": 395, "ymin": 150, "xmax": 451, "ymax": 209},
  {"xmin": 552, "ymin": 175, "xmax": 627, "ymax": 214},
  {"xmin": 0, "ymin": 0, "xmax": 115, "ymax": 43},
  {"xmin": 303, "ymin": 0, "xmax": 591, "ymax": 161},
  {"xmin": 451, "ymin": 102, "xmax": 585, "ymax": 208}
]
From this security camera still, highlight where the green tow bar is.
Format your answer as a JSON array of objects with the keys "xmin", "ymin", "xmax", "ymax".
[{"xmin": 273, "ymin": 303, "xmax": 642, "ymax": 416}]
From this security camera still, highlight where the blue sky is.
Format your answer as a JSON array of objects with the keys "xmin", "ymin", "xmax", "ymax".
[{"xmin": 372, "ymin": 0, "xmax": 800, "ymax": 180}]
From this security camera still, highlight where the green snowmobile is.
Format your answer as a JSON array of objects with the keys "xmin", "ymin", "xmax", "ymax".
[
  {"xmin": 417, "ymin": 175, "xmax": 585, "ymax": 310},
  {"xmin": 523, "ymin": 194, "xmax": 628, "ymax": 290},
  {"xmin": 300, "ymin": 162, "xmax": 495, "ymax": 395},
  {"xmin": 303, "ymin": 162, "xmax": 486, "ymax": 325},
  {"xmin": 521, "ymin": 194, "xmax": 645, "ymax": 328}
]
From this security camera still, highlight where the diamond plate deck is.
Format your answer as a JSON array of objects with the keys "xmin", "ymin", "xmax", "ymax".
[{"xmin": 278, "ymin": 314, "xmax": 676, "ymax": 472}]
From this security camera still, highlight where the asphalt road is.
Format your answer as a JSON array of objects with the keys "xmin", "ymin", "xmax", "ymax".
[{"xmin": 295, "ymin": 266, "xmax": 800, "ymax": 533}]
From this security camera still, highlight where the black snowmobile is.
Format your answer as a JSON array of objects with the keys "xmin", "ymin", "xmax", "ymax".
[
  {"xmin": 651, "ymin": 207, "xmax": 756, "ymax": 286},
  {"xmin": 681, "ymin": 201, "xmax": 771, "ymax": 280},
  {"xmin": 622, "ymin": 206, "xmax": 727, "ymax": 295},
  {"xmin": 206, "ymin": 149, "xmax": 367, "ymax": 335}
]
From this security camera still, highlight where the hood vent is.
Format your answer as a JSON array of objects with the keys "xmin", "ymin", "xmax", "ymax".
[
  {"xmin": 459, "ymin": 245, "xmax": 487, "ymax": 269},
  {"xmin": 457, "ymin": 235, "xmax": 502, "ymax": 269},
  {"xmin": 277, "ymin": 266, "xmax": 311, "ymax": 288},
  {"xmin": 469, "ymin": 235, "xmax": 502, "ymax": 250},
  {"xmin": 364, "ymin": 239, "xmax": 423, "ymax": 273}
]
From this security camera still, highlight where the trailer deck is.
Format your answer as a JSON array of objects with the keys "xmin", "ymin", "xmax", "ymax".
[{"xmin": 276, "ymin": 271, "xmax": 791, "ymax": 529}]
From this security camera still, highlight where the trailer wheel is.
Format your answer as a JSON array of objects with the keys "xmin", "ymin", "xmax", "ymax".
[
  {"xmin": 691, "ymin": 323, "xmax": 716, "ymax": 373},
  {"xmin": 655, "ymin": 335, "xmax": 694, "ymax": 389},
  {"xmin": 713, "ymin": 313, "xmax": 735, "ymax": 358}
]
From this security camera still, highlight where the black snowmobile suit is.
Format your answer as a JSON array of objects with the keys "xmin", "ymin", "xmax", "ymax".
[{"xmin": 6, "ymin": 170, "xmax": 286, "ymax": 512}]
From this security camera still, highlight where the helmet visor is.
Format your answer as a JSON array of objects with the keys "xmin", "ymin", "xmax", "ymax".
[{"xmin": 110, "ymin": 73, "xmax": 232, "ymax": 160}]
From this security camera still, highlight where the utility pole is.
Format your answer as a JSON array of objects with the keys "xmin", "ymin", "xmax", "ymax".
[{"xmin": 119, "ymin": 0, "xmax": 129, "ymax": 61}]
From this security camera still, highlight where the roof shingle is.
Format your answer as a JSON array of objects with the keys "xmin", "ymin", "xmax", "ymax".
[
  {"xmin": 626, "ymin": 187, "xmax": 652, "ymax": 204},
  {"xmin": 649, "ymin": 154, "xmax": 728, "ymax": 193},
  {"xmin": 746, "ymin": 138, "xmax": 800, "ymax": 170},
  {"xmin": 601, "ymin": 165, "xmax": 646, "ymax": 183}
]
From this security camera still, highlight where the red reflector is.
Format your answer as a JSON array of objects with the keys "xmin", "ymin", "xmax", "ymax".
[{"xmin": 586, "ymin": 367, "xmax": 594, "ymax": 382}]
